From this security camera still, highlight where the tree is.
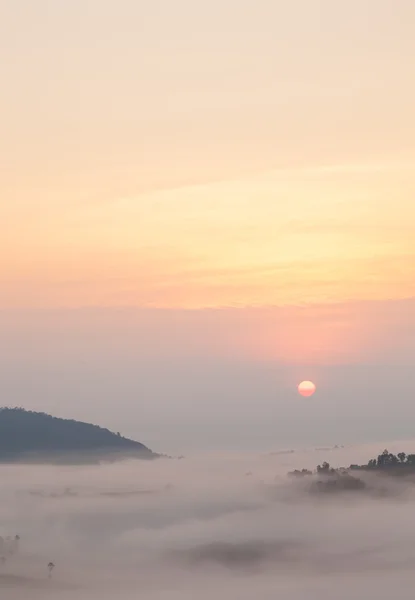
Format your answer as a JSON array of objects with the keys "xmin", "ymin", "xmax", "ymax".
[
  {"xmin": 398, "ymin": 452, "xmax": 406, "ymax": 463},
  {"xmin": 388, "ymin": 453, "xmax": 398, "ymax": 466},
  {"xmin": 377, "ymin": 449, "xmax": 390, "ymax": 467},
  {"xmin": 317, "ymin": 461, "xmax": 329, "ymax": 472},
  {"xmin": 48, "ymin": 562, "xmax": 55, "ymax": 578}
]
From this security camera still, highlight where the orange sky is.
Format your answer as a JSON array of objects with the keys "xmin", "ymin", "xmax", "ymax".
[
  {"xmin": 2, "ymin": 1, "xmax": 415, "ymax": 367},
  {"xmin": 3, "ymin": 161, "xmax": 415, "ymax": 310}
]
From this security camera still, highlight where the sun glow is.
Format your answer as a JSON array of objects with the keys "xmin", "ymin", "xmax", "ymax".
[{"xmin": 298, "ymin": 381, "xmax": 316, "ymax": 397}]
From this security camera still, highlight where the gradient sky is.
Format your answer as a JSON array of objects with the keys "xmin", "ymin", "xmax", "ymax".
[{"xmin": 1, "ymin": 1, "xmax": 415, "ymax": 453}]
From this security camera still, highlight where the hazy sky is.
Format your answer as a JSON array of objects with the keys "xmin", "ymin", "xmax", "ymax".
[{"xmin": 1, "ymin": 1, "xmax": 414, "ymax": 453}]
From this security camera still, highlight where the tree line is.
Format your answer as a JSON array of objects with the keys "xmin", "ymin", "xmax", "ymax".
[{"xmin": 290, "ymin": 449, "xmax": 415, "ymax": 477}]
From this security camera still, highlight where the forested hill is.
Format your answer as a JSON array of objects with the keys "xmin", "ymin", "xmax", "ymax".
[{"xmin": 0, "ymin": 408, "xmax": 157, "ymax": 462}]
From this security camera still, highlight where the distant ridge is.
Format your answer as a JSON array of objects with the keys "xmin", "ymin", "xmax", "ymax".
[{"xmin": 0, "ymin": 407, "xmax": 157, "ymax": 463}]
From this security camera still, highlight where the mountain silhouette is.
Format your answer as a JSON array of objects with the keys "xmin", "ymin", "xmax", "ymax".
[{"xmin": 0, "ymin": 407, "xmax": 157, "ymax": 463}]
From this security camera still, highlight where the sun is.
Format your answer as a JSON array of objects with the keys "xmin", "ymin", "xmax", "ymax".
[{"xmin": 298, "ymin": 380, "xmax": 316, "ymax": 397}]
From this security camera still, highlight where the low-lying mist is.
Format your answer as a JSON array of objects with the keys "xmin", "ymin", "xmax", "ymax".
[{"xmin": 2, "ymin": 441, "xmax": 415, "ymax": 599}]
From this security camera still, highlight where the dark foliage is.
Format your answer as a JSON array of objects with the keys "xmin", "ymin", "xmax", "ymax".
[
  {"xmin": 288, "ymin": 468, "xmax": 312, "ymax": 477},
  {"xmin": 288, "ymin": 461, "xmax": 365, "ymax": 492},
  {"xmin": 288, "ymin": 449, "xmax": 415, "ymax": 494},
  {"xmin": 0, "ymin": 407, "xmax": 155, "ymax": 461},
  {"xmin": 350, "ymin": 449, "xmax": 415, "ymax": 473}
]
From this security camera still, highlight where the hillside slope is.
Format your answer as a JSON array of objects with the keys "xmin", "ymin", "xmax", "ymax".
[{"xmin": 0, "ymin": 407, "xmax": 156, "ymax": 462}]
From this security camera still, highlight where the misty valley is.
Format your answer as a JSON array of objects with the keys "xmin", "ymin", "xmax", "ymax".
[{"xmin": 3, "ymin": 444, "xmax": 415, "ymax": 599}]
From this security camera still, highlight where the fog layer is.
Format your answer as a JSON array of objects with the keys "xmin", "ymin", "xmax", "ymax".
[{"xmin": 2, "ymin": 442, "xmax": 415, "ymax": 599}]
